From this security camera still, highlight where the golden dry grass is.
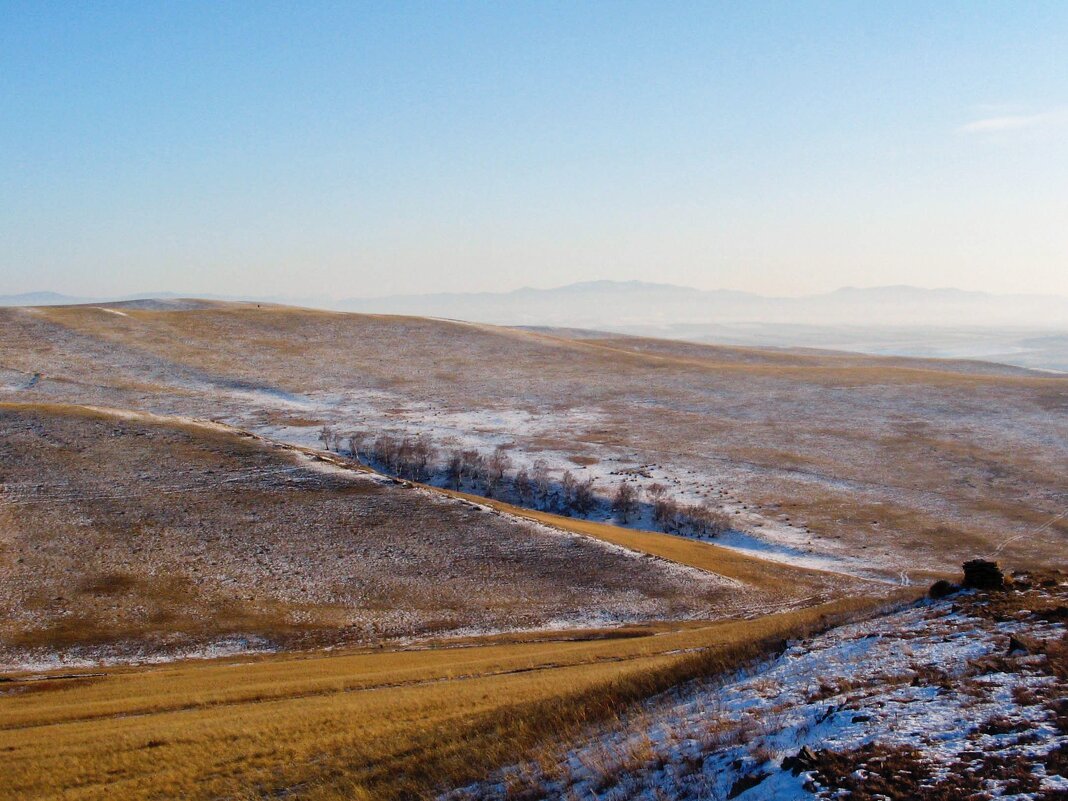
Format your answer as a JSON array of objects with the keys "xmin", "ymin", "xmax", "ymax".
[
  {"xmin": 0, "ymin": 591, "xmax": 901, "ymax": 801},
  {"xmin": 0, "ymin": 402, "xmax": 899, "ymax": 799},
  {"xmin": 0, "ymin": 401, "xmax": 905, "ymax": 800},
  {"xmin": 0, "ymin": 302, "xmax": 1055, "ymax": 797},
  {"xmin": 1, "ymin": 403, "xmax": 772, "ymax": 662},
  {"xmin": 433, "ymin": 487, "xmax": 851, "ymax": 593},
  {"xmin": 2, "ymin": 302, "xmax": 1064, "ymax": 573}
]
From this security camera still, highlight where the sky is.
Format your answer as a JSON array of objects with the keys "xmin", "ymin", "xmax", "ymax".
[{"xmin": 2, "ymin": 1, "xmax": 1067, "ymax": 300}]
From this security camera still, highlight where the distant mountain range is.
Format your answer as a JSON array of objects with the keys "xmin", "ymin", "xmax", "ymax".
[
  {"xmin": 0, "ymin": 291, "xmax": 95, "ymax": 306},
  {"xmin": 5, "ymin": 280, "xmax": 1068, "ymax": 330},
  {"xmin": 335, "ymin": 281, "xmax": 1068, "ymax": 329},
  {"xmin": 6, "ymin": 281, "xmax": 1067, "ymax": 370},
  {"xmin": 333, "ymin": 282, "xmax": 1068, "ymax": 371}
]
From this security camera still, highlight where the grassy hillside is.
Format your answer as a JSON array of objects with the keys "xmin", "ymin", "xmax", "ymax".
[
  {"xmin": 0, "ymin": 303, "xmax": 1015, "ymax": 799},
  {"xmin": 1, "ymin": 403, "xmax": 797, "ymax": 668},
  {"xmin": 0, "ymin": 401, "xmax": 892, "ymax": 801},
  {"xmin": 2, "ymin": 302, "xmax": 1064, "ymax": 573},
  {"xmin": 0, "ymin": 567, "xmax": 897, "ymax": 801}
]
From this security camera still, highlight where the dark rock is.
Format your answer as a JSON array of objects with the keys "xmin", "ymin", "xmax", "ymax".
[
  {"xmin": 1007, "ymin": 635, "xmax": 1029, "ymax": 655},
  {"xmin": 929, "ymin": 579, "xmax": 959, "ymax": 599},
  {"xmin": 782, "ymin": 745, "xmax": 820, "ymax": 775},
  {"xmin": 728, "ymin": 771, "xmax": 769, "ymax": 798},
  {"xmin": 1037, "ymin": 605, "xmax": 1068, "ymax": 623},
  {"xmin": 962, "ymin": 559, "xmax": 1004, "ymax": 590}
]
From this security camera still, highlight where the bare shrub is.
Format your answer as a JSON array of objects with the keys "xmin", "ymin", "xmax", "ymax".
[
  {"xmin": 531, "ymin": 459, "xmax": 552, "ymax": 510},
  {"xmin": 572, "ymin": 476, "xmax": 597, "ymax": 516},
  {"xmin": 320, "ymin": 424, "xmax": 336, "ymax": 451},
  {"xmin": 653, "ymin": 497, "xmax": 730, "ymax": 537},
  {"xmin": 390, "ymin": 435, "xmax": 435, "ymax": 481},
  {"xmin": 514, "ymin": 468, "xmax": 533, "ymax": 506},
  {"xmin": 373, "ymin": 434, "xmax": 399, "ymax": 471},
  {"xmin": 461, "ymin": 449, "xmax": 488, "ymax": 491},
  {"xmin": 445, "ymin": 449, "xmax": 464, "ymax": 489},
  {"xmin": 652, "ymin": 497, "xmax": 678, "ymax": 530},
  {"xmin": 486, "ymin": 446, "xmax": 513, "ymax": 498},
  {"xmin": 612, "ymin": 482, "xmax": 640, "ymax": 523},
  {"xmin": 689, "ymin": 503, "xmax": 732, "ymax": 537},
  {"xmin": 347, "ymin": 431, "xmax": 368, "ymax": 461},
  {"xmin": 559, "ymin": 470, "xmax": 577, "ymax": 513}
]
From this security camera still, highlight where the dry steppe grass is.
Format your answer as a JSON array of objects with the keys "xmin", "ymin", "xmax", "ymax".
[
  {"xmin": 435, "ymin": 487, "xmax": 864, "ymax": 595},
  {"xmin": 1, "ymin": 403, "xmax": 780, "ymax": 666},
  {"xmin": 1, "ymin": 302, "xmax": 1064, "ymax": 572},
  {"xmin": 0, "ymin": 398, "xmax": 899, "ymax": 799},
  {"xmin": 0, "ymin": 590, "xmax": 900, "ymax": 801},
  {"xmin": 0, "ymin": 301, "xmax": 1061, "ymax": 798}
]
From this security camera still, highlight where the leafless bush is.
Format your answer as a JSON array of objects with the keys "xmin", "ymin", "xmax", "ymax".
[
  {"xmin": 373, "ymin": 433, "xmax": 399, "ymax": 471},
  {"xmin": 347, "ymin": 431, "xmax": 368, "ymax": 460},
  {"xmin": 397, "ymin": 435, "xmax": 435, "ymax": 481},
  {"xmin": 654, "ymin": 497, "xmax": 731, "ymax": 537},
  {"xmin": 572, "ymin": 476, "xmax": 597, "ymax": 515},
  {"xmin": 445, "ymin": 449, "xmax": 464, "ymax": 489},
  {"xmin": 612, "ymin": 482, "xmax": 640, "ymax": 523},
  {"xmin": 319, "ymin": 425, "xmax": 343, "ymax": 451},
  {"xmin": 345, "ymin": 433, "xmax": 728, "ymax": 538},
  {"xmin": 486, "ymin": 445, "xmax": 513, "ymax": 498},
  {"xmin": 514, "ymin": 468, "xmax": 533, "ymax": 506},
  {"xmin": 559, "ymin": 470, "xmax": 577, "ymax": 513},
  {"xmin": 462, "ymin": 449, "xmax": 488, "ymax": 490},
  {"xmin": 556, "ymin": 471, "xmax": 597, "ymax": 515},
  {"xmin": 531, "ymin": 459, "xmax": 552, "ymax": 509},
  {"xmin": 688, "ymin": 503, "xmax": 732, "ymax": 537},
  {"xmin": 652, "ymin": 496, "xmax": 679, "ymax": 530}
]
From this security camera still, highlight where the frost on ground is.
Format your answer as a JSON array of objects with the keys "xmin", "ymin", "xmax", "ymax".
[
  {"xmin": 1, "ymin": 635, "xmax": 277, "ymax": 674},
  {"xmin": 2, "ymin": 304, "xmax": 1065, "ymax": 580},
  {"xmin": 446, "ymin": 572, "xmax": 1068, "ymax": 801},
  {"xmin": 255, "ymin": 405, "xmax": 904, "ymax": 583},
  {"xmin": 0, "ymin": 404, "xmax": 764, "ymax": 672}
]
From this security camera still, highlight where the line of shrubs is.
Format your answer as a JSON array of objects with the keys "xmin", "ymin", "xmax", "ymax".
[{"xmin": 319, "ymin": 426, "xmax": 733, "ymax": 537}]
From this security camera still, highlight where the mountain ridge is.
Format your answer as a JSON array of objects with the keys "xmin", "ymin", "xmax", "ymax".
[
  {"xmin": 334, "ymin": 280, "xmax": 1068, "ymax": 329},
  {"xmin": 5, "ymin": 281, "xmax": 1068, "ymax": 331}
]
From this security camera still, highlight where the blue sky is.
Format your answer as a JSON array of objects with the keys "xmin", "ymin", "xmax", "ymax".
[{"xmin": 2, "ymin": 1, "xmax": 1067, "ymax": 298}]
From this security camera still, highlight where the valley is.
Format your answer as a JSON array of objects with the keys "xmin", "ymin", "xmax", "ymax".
[{"xmin": 1, "ymin": 300, "xmax": 1065, "ymax": 800}]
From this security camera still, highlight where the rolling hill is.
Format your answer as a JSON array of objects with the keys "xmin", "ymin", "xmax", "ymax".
[
  {"xmin": 2, "ymin": 300, "xmax": 1064, "ymax": 801},
  {"xmin": 2, "ymin": 402, "xmax": 803, "ymax": 670},
  {"xmin": 2, "ymin": 301, "xmax": 1065, "ymax": 579}
]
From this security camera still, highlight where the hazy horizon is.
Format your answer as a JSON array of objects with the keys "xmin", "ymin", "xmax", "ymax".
[
  {"xmin": 3, "ymin": 3, "xmax": 1068, "ymax": 302},
  {"xmin": 6, "ymin": 278, "xmax": 1068, "ymax": 305}
]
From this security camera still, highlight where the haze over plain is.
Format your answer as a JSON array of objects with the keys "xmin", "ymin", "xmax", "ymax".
[{"xmin": 3, "ymin": 4, "xmax": 1068, "ymax": 800}]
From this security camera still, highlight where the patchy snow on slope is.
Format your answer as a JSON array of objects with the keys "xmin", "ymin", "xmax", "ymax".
[
  {"xmin": 2, "ymin": 407, "xmax": 762, "ymax": 674},
  {"xmin": 237, "ymin": 395, "xmax": 887, "ymax": 580},
  {"xmin": 446, "ymin": 577, "xmax": 1068, "ymax": 801},
  {"xmin": 0, "ymin": 635, "xmax": 278, "ymax": 674}
]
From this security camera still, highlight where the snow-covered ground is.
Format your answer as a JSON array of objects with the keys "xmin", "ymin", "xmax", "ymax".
[
  {"xmin": 2, "ymin": 405, "xmax": 767, "ymax": 673},
  {"xmin": 235, "ymin": 392, "xmax": 892, "ymax": 581},
  {"xmin": 446, "ymin": 575, "xmax": 1068, "ymax": 800},
  {"xmin": 1, "ymin": 635, "xmax": 278, "ymax": 674},
  {"xmin": 5, "ymin": 304, "xmax": 1066, "ymax": 580}
]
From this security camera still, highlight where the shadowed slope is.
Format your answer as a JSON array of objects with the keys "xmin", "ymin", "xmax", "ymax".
[
  {"xmin": 1, "ymin": 303, "xmax": 1065, "ymax": 574},
  {"xmin": 0, "ymin": 403, "xmax": 757, "ymax": 668}
]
